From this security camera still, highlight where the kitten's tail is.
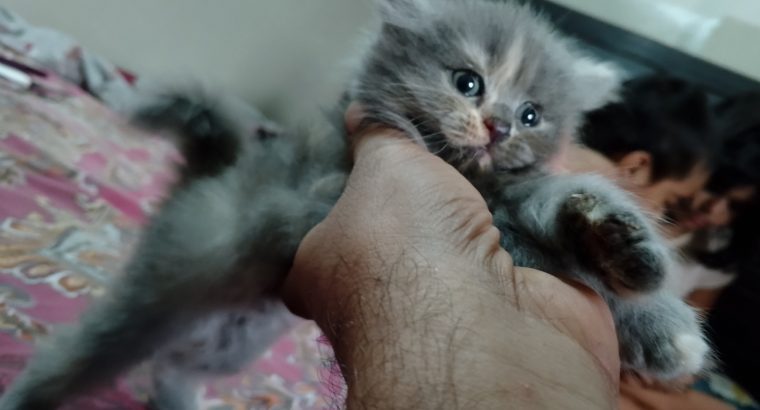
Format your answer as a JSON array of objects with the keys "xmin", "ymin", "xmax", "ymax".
[{"xmin": 132, "ymin": 90, "xmax": 247, "ymax": 179}]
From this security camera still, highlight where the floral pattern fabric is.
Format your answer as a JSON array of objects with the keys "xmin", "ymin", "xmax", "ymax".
[{"xmin": 0, "ymin": 73, "xmax": 334, "ymax": 409}]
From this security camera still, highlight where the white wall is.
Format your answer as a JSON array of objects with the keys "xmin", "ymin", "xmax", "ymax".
[
  {"xmin": 2, "ymin": 0, "xmax": 373, "ymax": 121},
  {"xmin": 3, "ymin": 1, "xmax": 758, "ymax": 121},
  {"xmin": 553, "ymin": 0, "xmax": 760, "ymax": 82}
]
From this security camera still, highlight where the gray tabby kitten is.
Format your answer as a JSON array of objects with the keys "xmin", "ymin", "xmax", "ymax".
[{"xmin": 0, "ymin": 0, "xmax": 708, "ymax": 408}]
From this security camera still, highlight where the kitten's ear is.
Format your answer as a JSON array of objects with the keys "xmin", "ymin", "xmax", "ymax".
[
  {"xmin": 375, "ymin": 0, "xmax": 431, "ymax": 27},
  {"xmin": 572, "ymin": 58, "xmax": 622, "ymax": 112}
]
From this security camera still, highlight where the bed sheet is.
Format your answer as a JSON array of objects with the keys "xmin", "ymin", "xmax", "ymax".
[{"xmin": 0, "ymin": 74, "xmax": 335, "ymax": 409}]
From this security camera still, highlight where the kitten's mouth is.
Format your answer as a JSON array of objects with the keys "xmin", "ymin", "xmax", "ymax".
[
  {"xmin": 469, "ymin": 142, "xmax": 535, "ymax": 174},
  {"xmin": 472, "ymin": 144, "xmax": 496, "ymax": 171}
]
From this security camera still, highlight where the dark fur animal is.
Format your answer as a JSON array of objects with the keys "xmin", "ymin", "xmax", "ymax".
[{"xmin": 0, "ymin": 1, "xmax": 708, "ymax": 408}]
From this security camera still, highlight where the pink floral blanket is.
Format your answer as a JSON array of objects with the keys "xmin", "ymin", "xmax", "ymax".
[{"xmin": 0, "ymin": 74, "xmax": 334, "ymax": 409}]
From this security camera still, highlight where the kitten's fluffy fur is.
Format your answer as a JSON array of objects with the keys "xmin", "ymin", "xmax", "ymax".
[{"xmin": 0, "ymin": 1, "xmax": 708, "ymax": 408}]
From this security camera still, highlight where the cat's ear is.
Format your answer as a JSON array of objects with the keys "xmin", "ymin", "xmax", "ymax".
[
  {"xmin": 375, "ymin": 0, "xmax": 431, "ymax": 28},
  {"xmin": 572, "ymin": 58, "xmax": 622, "ymax": 112}
]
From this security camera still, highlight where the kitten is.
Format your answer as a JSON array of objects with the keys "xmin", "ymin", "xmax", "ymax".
[{"xmin": 0, "ymin": 0, "xmax": 708, "ymax": 408}]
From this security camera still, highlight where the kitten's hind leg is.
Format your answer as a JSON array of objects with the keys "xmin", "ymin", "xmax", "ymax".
[
  {"xmin": 148, "ymin": 364, "xmax": 201, "ymax": 410},
  {"xmin": 0, "ymin": 178, "xmax": 247, "ymax": 409},
  {"xmin": 610, "ymin": 291, "xmax": 710, "ymax": 380},
  {"xmin": 148, "ymin": 303, "xmax": 294, "ymax": 410},
  {"xmin": 0, "ymin": 291, "xmax": 176, "ymax": 410}
]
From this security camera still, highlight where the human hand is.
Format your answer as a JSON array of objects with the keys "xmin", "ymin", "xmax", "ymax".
[{"xmin": 282, "ymin": 103, "xmax": 620, "ymax": 409}]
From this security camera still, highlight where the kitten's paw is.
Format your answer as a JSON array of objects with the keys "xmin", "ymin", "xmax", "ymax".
[
  {"xmin": 623, "ymin": 329, "xmax": 710, "ymax": 381},
  {"xmin": 673, "ymin": 333, "xmax": 711, "ymax": 375},
  {"xmin": 561, "ymin": 192, "xmax": 666, "ymax": 293},
  {"xmin": 617, "ymin": 294, "xmax": 711, "ymax": 381}
]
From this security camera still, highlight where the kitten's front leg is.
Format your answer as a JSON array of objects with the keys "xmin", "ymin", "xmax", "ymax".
[
  {"xmin": 558, "ymin": 189, "xmax": 669, "ymax": 294},
  {"xmin": 609, "ymin": 291, "xmax": 710, "ymax": 380},
  {"xmin": 507, "ymin": 174, "xmax": 670, "ymax": 294},
  {"xmin": 501, "ymin": 174, "xmax": 709, "ymax": 379}
]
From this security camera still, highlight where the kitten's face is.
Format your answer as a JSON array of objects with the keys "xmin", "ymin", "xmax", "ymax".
[{"xmin": 353, "ymin": 0, "xmax": 619, "ymax": 174}]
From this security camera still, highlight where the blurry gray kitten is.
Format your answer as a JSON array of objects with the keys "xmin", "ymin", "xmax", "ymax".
[{"xmin": 0, "ymin": 0, "xmax": 709, "ymax": 409}]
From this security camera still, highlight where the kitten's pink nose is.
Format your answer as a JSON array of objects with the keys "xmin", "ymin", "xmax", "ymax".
[{"xmin": 484, "ymin": 117, "xmax": 511, "ymax": 144}]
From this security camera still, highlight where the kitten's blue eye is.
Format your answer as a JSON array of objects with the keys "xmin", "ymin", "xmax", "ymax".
[
  {"xmin": 452, "ymin": 70, "xmax": 484, "ymax": 98},
  {"xmin": 517, "ymin": 102, "xmax": 541, "ymax": 128}
]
